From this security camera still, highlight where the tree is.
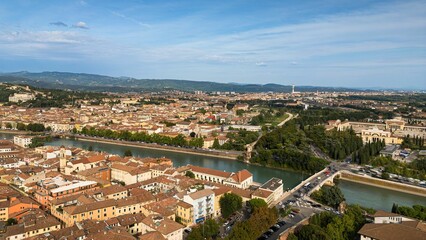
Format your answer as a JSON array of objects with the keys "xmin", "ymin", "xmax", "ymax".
[
  {"xmin": 247, "ymin": 198, "xmax": 267, "ymax": 212},
  {"xmin": 381, "ymin": 171, "xmax": 390, "ymax": 180},
  {"xmin": 88, "ymin": 146, "xmax": 93, "ymax": 151},
  {"xmin": 124, "ymin": 149, "xmax": 133, "ymax": 157},
  {"xmin": 288, "ymin": 233, "xmax": 299, "ymax": 240},
  {"xmin": 6, "ymin": 218, "xmax": 17, "ymax": 226},
  {"xmin": 225, "ymin": 206, "xmax": 278, "ymax": 240},
  {"xmin": 185, "ymin": 170, "xmax": 195, "ymax": 178},
  {"xmin": 297, "ymin": 224, "xmax": 330, "ymax": 240},
  {"xmin": 311, "ymin": 185, "xmax": 345, "ymax": 208},
  {"xmin": 187, "ymin": 219, "xmax": 219, "ymax": 239},
  {"xmin": 212, "ymin": 138, "xmax": 220, "ymax": 149},
  {"xmin": 190, "ymin": 132, "xmax": 196, "ymax": 138},
  {"xmin": 220, "ymin": 193, "xmax": 242, "ymax": 219},
  {"xmin": 392, "ymin": 203, "xmax": 399, "ymax": 213},
  {"xmin": 16, "ymin": 122, "xmax": 26, "ymax": 131}
]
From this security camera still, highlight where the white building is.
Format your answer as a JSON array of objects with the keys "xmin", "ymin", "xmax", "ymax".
[
  {"xmin": 111, "ymin": 163, "xmax": 152, "ymax": 185},
  {"xmin": 259, "ymin": 178, "xmax": 284, "ymax": 203},
  {"xmin": 8, "ymin": 93, "xmax": 35, "ymax": 103},
  {"xmin": 13, "ymin": 135, "xmax": 33, "ymax": 148},
  {"xmin": 183, "ymin": 189, "xmax": 215, "ymax": 224},
  {"xmin": 373, "ymin": 210, "xmax": 414, "ymax": 224},
  {"xmin": 358, "ymin": 210, "xmax": 426, "ymax": 240},
  {"xmin": 223, "ymin": 169, "xmax": 253, "ymax": 189}
]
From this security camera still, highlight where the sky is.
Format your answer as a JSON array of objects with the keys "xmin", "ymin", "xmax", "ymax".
[{"xmin": 0, "ymin": 0, "xmax": 425, "ymax": 89}]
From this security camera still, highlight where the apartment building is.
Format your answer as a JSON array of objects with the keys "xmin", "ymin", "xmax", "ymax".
[
  {"xmin": 34, "ymin": 176, "xmax": 99, "ymax": 207},
  {"xmin": 13, "ymin": 135, "xmax": 33, "ymax": 148},
  {"xmin": 111, "ymin": 163, "xmax": 152, "ymax": 185},
  {"xmin": 4, "ymin": 212, "xmax": 61, "ymax": 240},
  {"xmin": 182, "ymin": 189, "xmax": 215, "ymax": 224},
  {"xmin": 175, "ymin": 201, "xmax": 193, "ymax": 226}
]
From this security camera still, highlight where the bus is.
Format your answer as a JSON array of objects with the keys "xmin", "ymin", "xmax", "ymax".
[{"xmin": 303, "ymin": 182, "xmax": 311, "ymax": 188}]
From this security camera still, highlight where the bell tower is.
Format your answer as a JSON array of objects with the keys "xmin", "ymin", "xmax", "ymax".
[{"xmin": 59, "ymin": 146, "xmax": 67, "ymax": 173}]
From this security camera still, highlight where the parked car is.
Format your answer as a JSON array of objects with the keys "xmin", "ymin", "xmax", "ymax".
[{"xmin": 277, "ymin": 221, "xmax": 286, "ymax": 227}]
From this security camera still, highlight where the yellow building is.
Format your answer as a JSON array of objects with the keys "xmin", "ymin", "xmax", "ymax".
[
  {"xmin": 361, "ymin": 127, "xmax": 402, "ymax": 145},
  {"xmin": 176, "ymin": 201, "xmax": 193, "ymax": 226}
]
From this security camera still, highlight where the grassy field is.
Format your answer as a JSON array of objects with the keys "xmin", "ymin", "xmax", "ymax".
[{"xmin": 271, "ymin": 113, "xmax": 289, "ymax": 126}]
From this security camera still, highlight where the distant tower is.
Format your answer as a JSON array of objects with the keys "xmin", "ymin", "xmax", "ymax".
[
  {"xmin": 292, "ymin": 85, "xmax": 295, "ymax": 94},
  {"xmin": 59, "ymin": 146, "xmax": 67, "ymax": 173}
]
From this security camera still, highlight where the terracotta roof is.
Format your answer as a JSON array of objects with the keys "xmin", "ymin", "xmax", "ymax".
[
  {"xmin": 358, "ymin": 222, "xmax": 426, "ymax": 240},
  {"xmin": 142, "ymin": 214, "xmax": 184, "ymax": 236},
  {"xmin": 139, "ymin": 231, "xmax": 166, "ymax": 240},
  {"xmin": 231, "ymin": 169, "xmax": 253, "ymax": 183},
  {"xmin": 373, "ymin": 210, "xmax": 402, "ymax": 218},
  {"xmin": 177, "ymin": 200, "xmax": 192, "ymax": 209},
  {"xmin": 252, "ymin": 189, "xmax": 273, "ymax": 198},
  {"xmin": 63, "ymin": 199, "xmax": 115, "ymax": 215},
  {"xmin": 188, "ymin": 189, "xmax": 214, "ymax": 200},
  {"xmin": 212, "ymin": 187, "xmax": 231, "ymax": 196},
  {"xmin": 188, "ymin": 165, "xmax": 232, "ymax": 178}
]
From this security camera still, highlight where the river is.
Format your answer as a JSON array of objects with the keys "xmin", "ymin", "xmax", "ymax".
[
  {"xmin": 1, "ymin": 132, "xmax": 424, "ymax": 210},
  {"xmin": 339, "ymin": 180, "xmax": 426, "ymax": 211}
]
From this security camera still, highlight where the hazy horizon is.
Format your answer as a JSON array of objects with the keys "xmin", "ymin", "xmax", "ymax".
[{"xmin": 0, "ymin": 0, "xmax": 425, "ymax": 89}]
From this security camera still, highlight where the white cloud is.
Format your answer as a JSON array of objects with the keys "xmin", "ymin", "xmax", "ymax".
[
  {"xmin": 73, "ymin": 21, "xmax": 89, "ymax": 29},
  {"xmin": 136, "ymin": 0, "xmax": 426, "ymax": 67},
  {"xmin": 0, "ymin": 31, "xmax": 82, "ymax": 44},
  {"xmin": 110, "ymin": 11, "xmax": 151, "ymax": 28}
]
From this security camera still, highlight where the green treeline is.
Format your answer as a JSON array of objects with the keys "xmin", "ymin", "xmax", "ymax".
[
  {"xmin": 311, "ymin": 185, "xmax": 345, "ymax": 208},
  {"xmin": 213, "ymin": 129, "xmax": 259, "ymax": 151},
  {"xmin": 370, "ymin": 156, "xmax": 426, "ymax": 180},
  {"xmin": 15, "ymin": 122, "xmax": 47, "ymax": 132},
  {"xmin": 289, "ymin": 205, "xmax": 368, "ymax": 240},
  {"xmin": 225, "ymin": 206, "xmax": 278, "ymax": 240},
  {"xmin": 29, "ymin": 136, "xmax": 52, "ymax": 148},
  {"xmin": 250, "ymin": 108, "xmax": 287, "ymax": 125},
  {"xmin": 1, "ymin": 83, "xmax": 110, "ymax": 108},
  {"xmin": 77, "ymin": 127, "xmax": 204, "ymax": 148},
  {"xmin": 402, "ymin": 135, "xmax": 426, "ymax": 150},
  {"xmin": 305, "ymin": 126, "xmax": 363, "ymax": 160},
  {"xmin": 251, "ymin": 121, "xmax": 329, "ymax": 173},
  {"xmin": 391, "ymin": 204, "xmax": 426, "ymax": 221},
  {"xmin": 295, "ymin": 107, "xmax": 375, "ymax": 126},
  {"xmin": 351, "ymin": 140, "xmax": 385, "ymax": 165},
  {"xmin": 0, "ymin": 85, "xmax": 17, "ymax": 102}
]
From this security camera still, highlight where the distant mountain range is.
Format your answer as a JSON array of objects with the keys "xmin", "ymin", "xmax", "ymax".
[{"xmin": 0, "ymin": 71, "xmax": 359, "ymax": 93}]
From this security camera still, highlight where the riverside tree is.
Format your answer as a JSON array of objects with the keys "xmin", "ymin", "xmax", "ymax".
[{"xmin": 219, "ymin": 193, "xmax": 242, "ymax": 219}]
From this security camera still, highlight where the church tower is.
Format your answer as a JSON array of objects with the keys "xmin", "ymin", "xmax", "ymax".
[{"xmin": 59, "ymin": 146, "xmax": 67, "ymax": 173}]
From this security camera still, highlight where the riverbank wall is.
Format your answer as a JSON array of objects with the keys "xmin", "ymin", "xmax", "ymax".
[
  {"xmin": 68, "ymin": 135, "xmax": 241, "ymax": 160},
  {"xmin": 339, "ymin": 171, "xmax": 426, "ymax": 197},
  {"xmin": 0, "ymin": 129, "xmax": 33, "ymax": 135}
]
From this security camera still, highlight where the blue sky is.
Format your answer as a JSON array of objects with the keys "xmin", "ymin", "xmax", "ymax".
[{"xmin": 0, "ymin": 0, "xmax": 425, "ymax": 89}]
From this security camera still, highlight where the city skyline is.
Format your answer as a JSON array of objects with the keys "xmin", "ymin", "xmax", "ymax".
[{"xmin": 0, "ymin": 0, "xmax": 425, "ymax": 89}]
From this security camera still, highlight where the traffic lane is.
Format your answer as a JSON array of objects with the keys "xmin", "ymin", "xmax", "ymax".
[{"xmin": 268, "ymin": 207, "xmax": 320, "ymax": 240}]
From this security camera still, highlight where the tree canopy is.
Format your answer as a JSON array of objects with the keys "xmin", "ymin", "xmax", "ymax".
[
  {"xmin": 219, "ymin": 193, "xmax": 243, "ymax": 219},
  {"xmin": 311, "ymin": 185, "xmax": 345, "ymax": 209}
]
